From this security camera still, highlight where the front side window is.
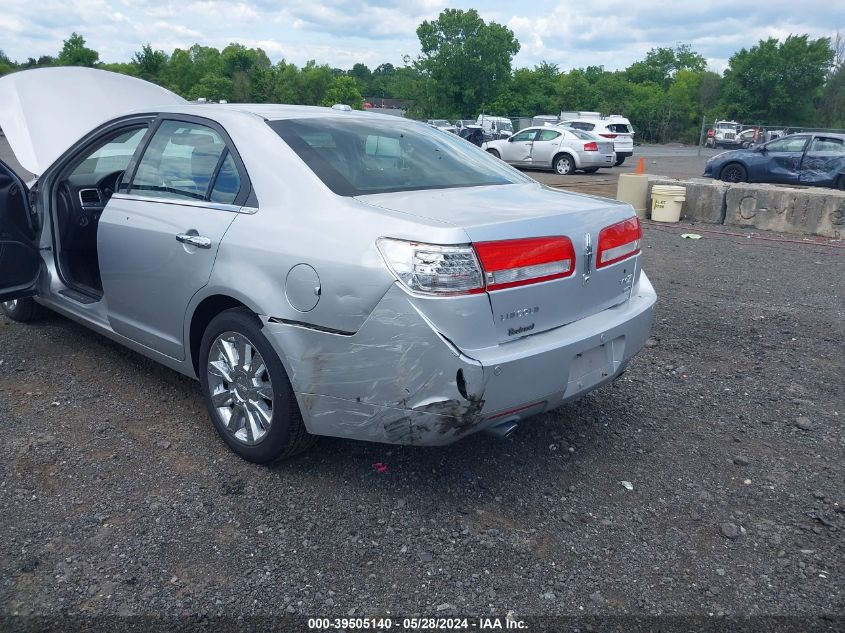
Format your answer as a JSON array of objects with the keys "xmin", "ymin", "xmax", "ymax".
[
  {"xmin": 130, "ymin": 120, "xmax": 235, "ymax": 202},
  {"xmin": 270, "ymin": 117, "xmax": 530, "ymax": 196},
  {"xmin": 766, "ymin": 136, "xmax": 810, "ymax": 153},
  {"xmin": 71, "ymin": 127, "xmax": 148, "ymax": 178},
  {"xmin": 510, "ymin": 129, "xmax": 537, "ymax": 143}
]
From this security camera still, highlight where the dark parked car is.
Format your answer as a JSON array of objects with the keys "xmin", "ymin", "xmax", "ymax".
[{"xmin": 703, "ymin": 133, "xmax": 845, "ymax": 189}]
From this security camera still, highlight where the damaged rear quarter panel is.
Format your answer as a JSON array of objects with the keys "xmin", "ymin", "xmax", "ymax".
[{"xmin": 261, "ymin": 284, "xmax": 489, "ymax": 444}]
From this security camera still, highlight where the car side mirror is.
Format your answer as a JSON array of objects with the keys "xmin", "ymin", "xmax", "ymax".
[
  {"xmin": 507, "ymin": 136, "xmax": 515, "ymax": 142},
  {"xmin": 754, "ymin": 145, "xmax": 766, "ymax": 153}
]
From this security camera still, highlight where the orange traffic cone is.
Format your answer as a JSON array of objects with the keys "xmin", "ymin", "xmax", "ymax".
[{"xmin": 635, "ymin": 157, "xmax": 645, "ymax": 175}]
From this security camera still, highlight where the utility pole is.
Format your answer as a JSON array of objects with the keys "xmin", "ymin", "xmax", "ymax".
[{"xmin": 697, "ymin": 114, "xmax": 707, "ymax": 157}]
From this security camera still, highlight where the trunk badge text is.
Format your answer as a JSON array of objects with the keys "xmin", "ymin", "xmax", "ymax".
[
  {"xmin": 500, "ymin": 306, "xmax": 539, "ymax": 321},
  {"xmin": 582, "ymin": 233, "xmax": 593, "ymax": 286}
]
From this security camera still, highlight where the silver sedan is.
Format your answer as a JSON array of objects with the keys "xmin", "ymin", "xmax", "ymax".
[
  {"xmin": 484, "ymin": 126, "xmax": 616, "ymax": 174},
  {"xmin": 0, "ymin": 68, "xmax": 655, "ymax": 464}
]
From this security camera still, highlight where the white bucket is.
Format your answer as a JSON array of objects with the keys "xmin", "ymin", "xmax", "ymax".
[
  {"xmin": 651, "ymin": 185, "xmax": 686, "ymax": 222},
  {"xmin": 616, "ymin": 174, "xmax": 649, "ymax": 219}
]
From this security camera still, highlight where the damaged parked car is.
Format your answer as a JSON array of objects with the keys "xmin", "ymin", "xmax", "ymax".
[
  {"xmin": 704, "ymin": 133, "xmax": 845, "ymax": 189},
  {"xmin": 483, "ymin": 126, "xmax": 616, "ymax": 175},
  {"xmin": 0, "ymin": 68, "xmax": 656, "ymax": 464}
]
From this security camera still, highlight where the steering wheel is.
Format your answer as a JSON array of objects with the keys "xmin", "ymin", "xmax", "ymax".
[{"xmin": 97, "ymin": 170, "xmax": 124, "ymax": 200}]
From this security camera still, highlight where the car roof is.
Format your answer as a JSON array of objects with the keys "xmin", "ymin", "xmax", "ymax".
[
  {"xmin": 777, "ymin": 132, "xmax": 845, "ymax": 139},
  {"xmin": 158, "ymin": 103, "xmax": 410, "ymax": 124}
]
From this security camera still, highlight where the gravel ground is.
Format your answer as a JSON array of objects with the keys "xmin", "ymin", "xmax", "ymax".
[{"xmin": 1, "ymin": 220, "xmax": 843, "ymax": 631}]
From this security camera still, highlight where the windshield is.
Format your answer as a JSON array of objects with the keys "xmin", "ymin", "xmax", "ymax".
[
  {"xmin": 499, "ymin": 121, "xmax": 513, "ymax": 132},
  {"xmin": 431, "ymin": 120, "xmax": 450, "ymax": 127},
  {"xmin": 269, "ymin": 117, "xmax": 530, "ymax": 196}
]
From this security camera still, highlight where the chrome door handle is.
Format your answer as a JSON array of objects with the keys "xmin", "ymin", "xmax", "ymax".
[{"xmin": 176, "ymin": 233, "xmax": 212, "ymax": 249}]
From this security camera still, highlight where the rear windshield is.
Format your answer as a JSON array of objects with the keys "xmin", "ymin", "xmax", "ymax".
[
  {"xmin": 567, "ymin": 128, "xmax": 601, "ymax": 141},
  {"xmin": 269, "ymin": 117, "xmax": 529, "ymax": 196}
]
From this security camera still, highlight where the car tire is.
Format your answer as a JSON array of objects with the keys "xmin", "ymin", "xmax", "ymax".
[
  {"xmin": 1, "ymin": 298, "xmax": 46, "ymax": 323},
  {"xmin": 614, "ymin": 156, "xmax": 626, "ymax": 166},
  {"xmin": 486, "ymin": 149, "xmax": 500, "ymax": 159},
  {"xmin": 199, "ymin": 307, "xmax": 316, "ymax": 464},
  {"xmin": 720, "ymin": 163, "xmax": 747, "ymax": 183},
  {"xmin": 554, "ymin": 154, "xmax": 574, "ymax": 175},
  {"xmin": 582, "ymin": 167, "xmax": 599, "ymax": 174}
]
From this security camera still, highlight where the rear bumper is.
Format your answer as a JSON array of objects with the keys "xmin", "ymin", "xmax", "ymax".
[
  {"xmin": 262, "ymin": 273, "xmax": 656, "ymax": 446},
  {"xmin": 579, "ymin": 152, "xmax": 616, "ymax": 169},
  {"xmin": 616, "ymin": 150, "xmax": 634, "ymax": 158}
]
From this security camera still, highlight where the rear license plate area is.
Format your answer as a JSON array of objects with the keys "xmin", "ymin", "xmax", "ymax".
[{"xmin": 564, "ymin": 337, "xmax": 625, "ymax": 398}]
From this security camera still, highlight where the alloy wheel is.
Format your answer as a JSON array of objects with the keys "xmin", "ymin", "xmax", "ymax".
[
  {"xmin": 206, "ymin": 331, "xmax": 274, "ymax": 445},
  {"xmin": 722, "ymin": 165, "xmax": 746, "ymax": 183},
  {"xmin": 555, "ymin": 156, "xmax": 572, "ymax": 175}
]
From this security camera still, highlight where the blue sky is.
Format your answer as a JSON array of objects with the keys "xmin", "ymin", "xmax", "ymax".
[{"xmin": 1, "ymin": 0, "xmax": 843, "ymax": 72}]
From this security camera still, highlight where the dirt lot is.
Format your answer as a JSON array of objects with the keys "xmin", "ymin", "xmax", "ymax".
[
  {"xmin": 0, "ymin": 134, "xmax": 842, "ymax": 630},
  {"xmin": 1, "ymin": 213, "xmax": 843, "ymax": 630}
]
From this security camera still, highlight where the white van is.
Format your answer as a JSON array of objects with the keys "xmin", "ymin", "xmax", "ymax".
[
  {"xmin": 559, "ymin": 114, "xmax": 634, "ymax": 166},
  {"xmin": 476, "ymin": 115, "xmax": 514, "ymax": 140}
]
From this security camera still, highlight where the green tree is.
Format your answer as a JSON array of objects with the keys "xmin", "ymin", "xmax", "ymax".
[
  {"xmin": 187, "ymin": 73, "xmax": 233, "ymax": 102},
  {"xmin": 415, "ymin": 8, "xmax": 519, "ymax": 117},
  {"xmin": 132, "ymin": 44, "xmax": 168, "ymax": 81},
  {"xmin": 0, "ymin": 50, "xmax": 14, "ymax": 77},
  {"xmin": 819, "ymin": 32, "xmax": 845, "ymax": 128},
  {"xmin": 349, "ymin": 62, "xmax": 373, "ymax": 94},
  {"xmin": 626, "ymin": 44, "xmax": 706, "ymax": 87},
  {"xmin": 57, "ymin": 32, "xmax": 99, "ymax": 67},
  {"xmin": 322, "ymin": 76, "xmax": 364, "ymax": 109},
  {"xmin": 720, "ymin": 35, "xmax": 833, "ymax": 124},
  {"xmin": 297, "ymin": 60, "xmax": 335, "ymax": 105}
]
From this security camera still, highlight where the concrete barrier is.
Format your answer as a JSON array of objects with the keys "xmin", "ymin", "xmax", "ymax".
[
  {"xmin": 646, "ymin": 177, "xmax": 728, "ymax": 224},
  {"xmin": 645, "ymin": 177, "xmax": 845, "ymax": 238},
  {"xmin": 724, "ymin": 183, "xmax": 845, "ymax": 239}
]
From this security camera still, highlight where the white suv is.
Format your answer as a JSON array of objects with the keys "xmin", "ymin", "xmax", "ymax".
[{"xmin": 561, "ymin": 116, "xmax": 634, "ymax": 166}]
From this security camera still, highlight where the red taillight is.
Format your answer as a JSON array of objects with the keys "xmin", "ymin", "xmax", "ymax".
[
  {"xmin": 583, "ymin": 141, "xmax": 599, "ymax": 151},
  {"xmin": 596, "ymin": 217, "xmax": 642, "ymax": 268},
  {"xmin": 599, "ymin": 133, "xmax": 618, "ymax": 139},
  {"xmin": 474, "ymin": 237, "xmax": 575, "ymax": 291}
]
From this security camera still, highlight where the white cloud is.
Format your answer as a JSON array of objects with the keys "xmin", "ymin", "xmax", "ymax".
[{"xmin": 0, "ymin": 0, "xmax": 842, "ymax": 71}]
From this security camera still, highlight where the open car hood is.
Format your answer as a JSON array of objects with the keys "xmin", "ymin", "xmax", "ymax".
[{"xmin": 0, "ymin": 67, "xmax": 186, "ymax": 175}]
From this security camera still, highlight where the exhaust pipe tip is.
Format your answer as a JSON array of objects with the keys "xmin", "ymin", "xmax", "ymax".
[{"xmin": 486, "ymin": 420, "xmax": 519, "ymax": 439}]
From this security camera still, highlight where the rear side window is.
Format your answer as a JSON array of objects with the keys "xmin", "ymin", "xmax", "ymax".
[
  {"xmin": 130, "ymin": 120, "xmax": 240, "ymax": 202},
  {"xmin": 607, "ymin": 124, "xmax": 632, "ymax": 134},
  {"xmin": 809, "ymin": 137, "xmax": 845, "ymax": 153},
  {"xmin": 537, "ymin": 130, "xmax": 561, "ymax": 141},
  {"xmin": 209, "ymin": 153, "xmax": 241, "ymax": 204}
]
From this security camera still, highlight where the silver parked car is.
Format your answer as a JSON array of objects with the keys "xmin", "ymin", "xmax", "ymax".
[
  {"xmin": 0, "ymin": 68, "xmax": 656, "ymax": 464},
  {"xmin": 484, "ymin": 126, "xmax": 616, "ymax": 175}
]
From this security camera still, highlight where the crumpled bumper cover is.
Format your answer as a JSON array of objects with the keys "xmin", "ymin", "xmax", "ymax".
[{"xmin": 262, "ymin": 273, "xmax": 657, "ymax": 446}]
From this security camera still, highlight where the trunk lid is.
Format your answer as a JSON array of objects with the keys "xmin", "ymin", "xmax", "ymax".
[
  {"xmin": 0, "ymin": 67, "xmax": 186, "ymax": 175},
  {"xmin": 358, "ymin": 183, "xmax": 640, "ymax": 343}
]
